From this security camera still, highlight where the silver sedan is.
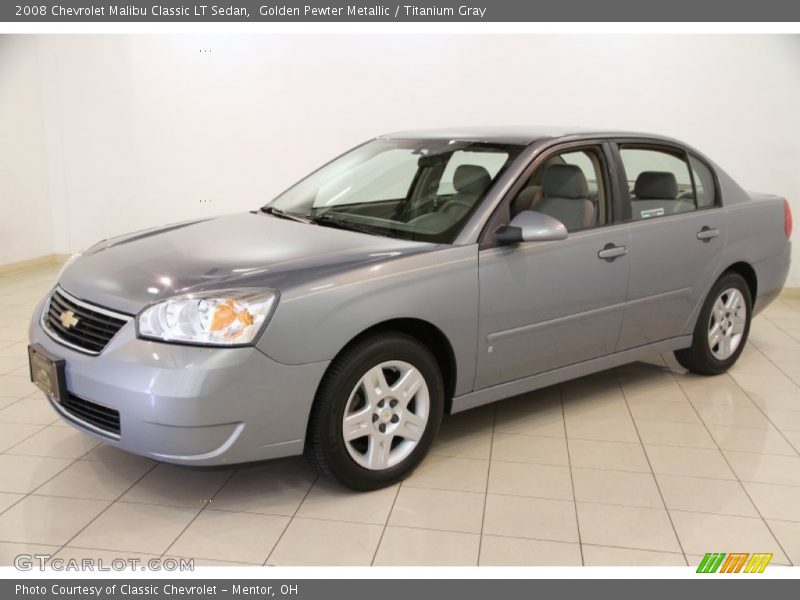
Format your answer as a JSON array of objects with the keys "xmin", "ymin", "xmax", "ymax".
[{"xmin": 29, "ymin": 127, "xmax": 792, "ymax": 489}]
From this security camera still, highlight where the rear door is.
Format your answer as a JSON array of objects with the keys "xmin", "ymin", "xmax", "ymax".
[{"xmin": 612, "ymin": 141, "xmax": 726, "ymax": 349}]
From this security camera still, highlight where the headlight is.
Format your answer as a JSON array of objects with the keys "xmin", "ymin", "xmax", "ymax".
[{"xmin": 137, "ymin": 289, "xmax": 277, "ymax": 346}]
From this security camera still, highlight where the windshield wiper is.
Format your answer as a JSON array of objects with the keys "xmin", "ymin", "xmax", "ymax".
[
  {"xmin": 260, "ymin": 206, "xmax": 314, "ymax": 224},
  {"xmin": 262, "ymin": 207, "xmax": 386, "ymax": 236},
  {"xmin": 309, "ymin": 213, "xmax": 385, "ymax": 236}
]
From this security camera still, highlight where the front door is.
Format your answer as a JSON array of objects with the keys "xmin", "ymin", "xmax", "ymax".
[{"xmin": 475, "ymin": 144, "xmax": 630, "ymax": 390}]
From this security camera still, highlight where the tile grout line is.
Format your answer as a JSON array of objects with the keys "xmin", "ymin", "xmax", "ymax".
[
  {"xmin": 1, "ymin": 426, "xmax": 101, "ymax": 536},
  {"xmin": 559, "ymin": 384, "xmax": 584, "ymax": 566},
  {"xmin": 474, "ymin": 403, "xmax": 497, "ymax": 567},
  {"xmin": 49, "ymin": 453, "xmax": 159, "ymax": 557},
  {"xmin": 2, "ymin": 421, "xmax": 90, "ymax": 456},
  {"xmin": 263, "ymin": 515, "xmax": 572, "ymax": 547},
  {"xmin": 263, "ymin": 474, "xmax": 318, "ymax": 566},
  {"xmin": 23, "ymin": 526, "xmax": 690, "ymax": 563},
  {"xmin": 728, "ymin": 336, "xmax": 800, "ymax": 456},
  {"xmin": 616, "ymin": 367, "xmax": 689, "ymax": 566},
  {"xmin": 3, "ymin": 491, "xmax": 785, "ymax": 548},
  {"xmin": 750, "ymin": 315, "xmax": 800, "ymax": 385},
  {"xmin": 672, "ymin": 366, "xmax": 796, "ymax": 566},
  {"xmin": 0, "ymin": 396, "xmax": 46, "ymax": 422},
  {"xmin": 0, "ymin": 434, "xmax": 74, "ymax": 519},
  {"xmin": 0, "ymin": 423, "xmax": 54, "ymax": 461},
  {"xmin": 159, "ymin": 468, "xmax": 241, "ymax": 561},
  {"xmin": 439, "ymin": 433, "xmax": 800, "ymax": 466},
  {"xmin": 368, "ymin": 481, "xmax": 403, "ymax": 566}
]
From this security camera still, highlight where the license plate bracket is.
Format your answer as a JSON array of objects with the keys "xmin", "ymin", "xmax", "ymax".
[{"xmin": 28, "ymin": 344, "xmax": 67, "ymax": 404}]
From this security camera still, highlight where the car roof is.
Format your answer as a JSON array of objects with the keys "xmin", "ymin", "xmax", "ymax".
[{"xmin": 381, "ymin": 126, "xmax": 683, "ymax": 146}]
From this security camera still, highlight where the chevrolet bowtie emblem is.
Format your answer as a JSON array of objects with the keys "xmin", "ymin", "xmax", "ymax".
[{"xmin": 59, "ymin": 310, "xmax": 79, "ymax": 329}]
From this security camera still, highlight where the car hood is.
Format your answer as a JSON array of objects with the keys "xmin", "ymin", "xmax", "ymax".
[{"xmin": 58, "ymin": 212, "xmax": 434, "ymax": 315}]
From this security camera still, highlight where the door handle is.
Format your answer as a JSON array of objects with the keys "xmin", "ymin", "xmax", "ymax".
[
  {"xmin": 597, "ymin": 243, "xmax": 628, "ymax": 261},
  {"xmin": 697, "ymin": 226, "xmax": 720, "ymax": 241}
]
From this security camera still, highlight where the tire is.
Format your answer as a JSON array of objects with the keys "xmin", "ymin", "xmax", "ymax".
[
  {"xmin": 304, "ymin": 332, "xmax": 445, "ymax": 490},
  {"xmin": 674, "ymin": 271, "xmax": 752, "ymax": 375}
]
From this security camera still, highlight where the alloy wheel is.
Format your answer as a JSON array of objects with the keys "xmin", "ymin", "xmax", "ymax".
[
  {"xmin": 708, "ymin": 287, "xmax": 747, "ymax": 360},
  {"xmin": 342, "ymin": 360, "xmax": 430, "ymax": 470}
]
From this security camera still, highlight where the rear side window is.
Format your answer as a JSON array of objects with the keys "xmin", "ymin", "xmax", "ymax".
[
  {"xmin": 619, "ymin": 147, "xmax": 695, "ymax": 221},
  {"xmin": 688, "ymin": 155, "xmax": 717, "ymax": 209}
]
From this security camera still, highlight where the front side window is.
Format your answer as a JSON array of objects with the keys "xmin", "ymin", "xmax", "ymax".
[
  {"xmin": 619, "ymin": 147, "xmax": 697, "ymax": 220},
  {"xmin": 509, "ymin": 147, "xmax": 609, "ymax": 232},
  {"xmin": 267, "ymin": 139, "xmax": 523, "ymax": 243}
]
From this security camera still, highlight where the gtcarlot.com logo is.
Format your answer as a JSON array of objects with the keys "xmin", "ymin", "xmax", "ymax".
[
  {"xmin": 14, "ymin": 554, "xmax": 194, "ymax": 572},
  {"xmin": 696, "ymin": 552, "xmax": 773, "ymax": 573}
]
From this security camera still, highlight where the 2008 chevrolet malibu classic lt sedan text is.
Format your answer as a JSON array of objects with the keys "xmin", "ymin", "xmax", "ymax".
[{"xmin": 28, "ymin": 128, "xmax": 792, "ymax": 489}]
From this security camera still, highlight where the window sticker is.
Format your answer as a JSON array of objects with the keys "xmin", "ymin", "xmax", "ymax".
[{"xmin": 640, "ymin": 208, "xmax": 665, "ymax": 219}]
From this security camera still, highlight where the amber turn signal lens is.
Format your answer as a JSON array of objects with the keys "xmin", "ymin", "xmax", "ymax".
[
  {"xmin": 238, "ymin": 309, "xmax": 254, "ymax": 326},
  {"xmin": 785, "ymin": 199, "xmax": 793, "ymax": 239},
  {"xmin": 210, "ymin": 302, "xmax": 237, "ymax": 331},
  {"xmin": 211, "ymin": 300, "xmax": 256, "ymax": 333}
]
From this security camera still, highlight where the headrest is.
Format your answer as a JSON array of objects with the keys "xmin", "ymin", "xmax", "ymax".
[
  {"xmin": 453, "ymin": 165, "xmax": 492, "ymax": 196},
  {"xmin": 634, "ymin": 171, "xmax": 678, "ymax": 200},
  {"xmin": 516, "ymin": 185, "xmax": 541, "ymax": 206},
  {"xmin": 541, "ymin": 164, "xmax": 589, "ymax": 199},
  {"xmin": 510, "ymin": 185, "xmax": 542, "ymax": 216}
]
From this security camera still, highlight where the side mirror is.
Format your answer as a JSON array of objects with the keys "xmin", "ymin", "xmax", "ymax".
[{"xmin": 494, "ymin": 210, "xmax": 568, "ymax": 244}]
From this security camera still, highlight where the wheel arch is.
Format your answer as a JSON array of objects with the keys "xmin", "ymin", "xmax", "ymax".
[
  {"xmin": 724, "ymin": 261, "xmax": 758, "ymax": 303},
  {"xmin": 321, "ymin": 318, "xmax": 458, "ymax": 413}
]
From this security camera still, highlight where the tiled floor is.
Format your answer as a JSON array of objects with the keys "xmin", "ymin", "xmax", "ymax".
[{"xmin": 1, "ymin": 264, "xmax": 800, "ymax": 566}]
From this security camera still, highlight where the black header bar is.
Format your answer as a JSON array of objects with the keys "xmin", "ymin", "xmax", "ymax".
[{"xmin": 3, "ymin": 0, "xmax": 800, "ymax": 22}]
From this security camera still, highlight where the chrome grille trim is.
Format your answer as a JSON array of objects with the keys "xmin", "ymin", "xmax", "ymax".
[{"xmin": 41, "ymin": 286, "xmax": 133, "ymax": 355}]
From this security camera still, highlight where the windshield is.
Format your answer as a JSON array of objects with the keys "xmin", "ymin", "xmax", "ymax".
[{"xmin": 264, "ymin": 138, "xmax": 524, "ymax": 243}]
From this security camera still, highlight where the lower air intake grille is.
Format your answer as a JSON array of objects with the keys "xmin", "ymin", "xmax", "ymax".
[{"xmin": 62, "ymin": 393, "xmax": 121, "ymax": 436}]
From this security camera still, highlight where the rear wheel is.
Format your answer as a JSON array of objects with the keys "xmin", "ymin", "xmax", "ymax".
[
  {"xmin": 674, "ymin": 272, "xmax": 752, "ymax": 375},
  {"xmin": 305, "ymin": 332, "xmax": 444, "ymax": 490}
]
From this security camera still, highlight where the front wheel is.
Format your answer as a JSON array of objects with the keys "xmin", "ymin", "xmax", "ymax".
[
  {"xmin": 305, "ymin": 332, "xmax": 444, "ymax": 490},
  {"xmin": 674, "ymin": 271, "xmax": 752, "ymax": 375}
]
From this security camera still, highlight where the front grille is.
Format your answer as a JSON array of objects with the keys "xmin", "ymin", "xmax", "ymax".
[
  {"xmin": 62, "ymin": 393, "xmax": 121, "ymax": 436},
  {"xmin": 44, "ymin": 288, "xmax": 129, "ymax": 354}
]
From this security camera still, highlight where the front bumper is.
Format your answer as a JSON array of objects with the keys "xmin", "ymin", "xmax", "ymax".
[{"xmin": 29, "ymin": 295, "xmax": 329, "ymax": 466}]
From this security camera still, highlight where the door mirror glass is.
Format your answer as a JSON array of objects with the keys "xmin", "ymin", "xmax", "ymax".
[{"xmin": 494, "ymin": 210, "xmax": 568, "ymax": 244}]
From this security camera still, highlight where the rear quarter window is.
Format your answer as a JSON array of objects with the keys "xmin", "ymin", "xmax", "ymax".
[{"xmin": 688, "ymin": 155, "xmax": 718, "ymax": 209}]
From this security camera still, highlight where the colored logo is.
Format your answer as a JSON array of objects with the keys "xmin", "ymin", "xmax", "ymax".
[{"xmin": 696, "ymin": 552, "xmax": 773, "ymax": 573}]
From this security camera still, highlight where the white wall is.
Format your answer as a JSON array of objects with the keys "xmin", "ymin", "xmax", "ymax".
[
  {"xmin": 2, "ymin": 34, "xmax": 800, "ymax": 283},
  {"xmin": 0, "ymin": 37, "xmax": 55, "ymax": 265}
]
